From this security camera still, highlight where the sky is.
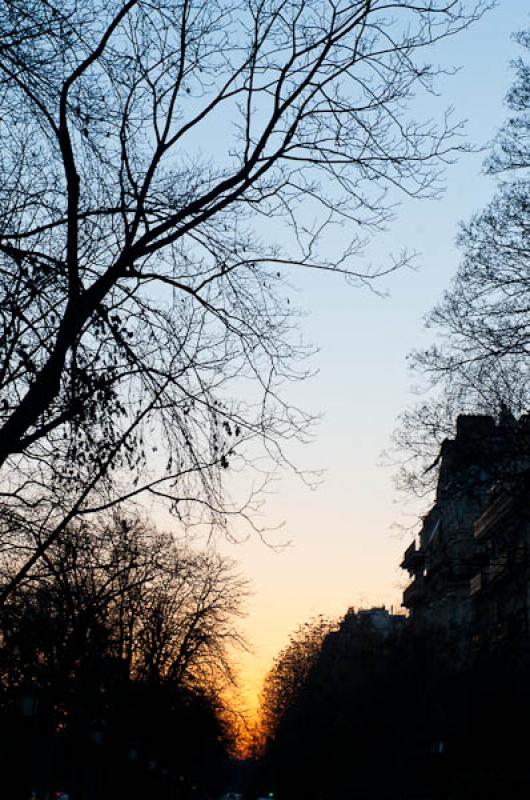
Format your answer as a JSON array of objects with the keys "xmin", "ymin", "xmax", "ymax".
[{"xmin": 214, "ymin": 2, "xmax": 530, "ymax": 718}]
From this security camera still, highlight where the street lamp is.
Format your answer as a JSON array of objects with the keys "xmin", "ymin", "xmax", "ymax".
[
  {"xmin": 89, "ymin": 720, "xmax": 106, "ymax": 800},
  {"xmin": 15, "ymin": 675, "xmax": 41, "ymax": 718},
  {"xmin": 127, "ymin": 743, "xmax": 139, "ymax": 763},
  {"xmin": 15, "ymin": 681, "xmax": 41, "ymax": 797}
]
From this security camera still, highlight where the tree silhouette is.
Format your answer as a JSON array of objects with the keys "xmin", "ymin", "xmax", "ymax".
[
  {"xmin": 0, "ymin": 514, "xmax": 246, "ymax": 797},
  {"xmin": 0, "ymin": 0, "xmax": 487, "ymax": 593},
  {"xmin": 258, "ymin": 615, "xmax": 333, "ymax": 749},
  {"xmin": 393, "ymin": 26, "xmax": 530, "ymax": 496},
  {"xmin": 256, "ymin": 608, "xmax": 530, "ymax": 800}
]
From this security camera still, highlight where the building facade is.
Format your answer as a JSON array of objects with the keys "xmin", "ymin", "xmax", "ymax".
[{"xmin": 401, "ymin": 413, "xmax": 530, "ymax": 650}]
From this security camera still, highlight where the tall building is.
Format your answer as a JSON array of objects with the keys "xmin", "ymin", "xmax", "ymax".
[
  {"xmin": 471, "ymin": 470, "xmax": 530, "ymax": 647},
  {"xmin": 401, "ymin": 413, "xmax": 530, "ymax": 649}
]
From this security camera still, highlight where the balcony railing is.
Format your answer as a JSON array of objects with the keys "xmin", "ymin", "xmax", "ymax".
[
  {"xmin": 474, "ymin": 494, "xmax": 515, "ymax": 541},
  {"xmin": 401, "ymin": 542, "xmax": 424, "ymax": 573},
  {"xmin": 469, "ymin": 573, "xmax": 483, "ymax": 596},
  {"xmin": 488, "ymin": 553, "xmax": 509, "ymax": 583},
  {"xmin": 402, "ymin": 575, "xmax": 426, "ymax": 608}
]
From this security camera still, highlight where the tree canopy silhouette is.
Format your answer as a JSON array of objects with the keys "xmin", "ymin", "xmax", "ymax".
[
  {"xmin": 0, "ymin": 514, "xmax": 246, "ymax": 796},
  {"xmin": 0, "ymin": 0, "xmax": 487, "ymax": 592},
  {"xmin": 393, "ymin": 26, "xmax": 530, "ymax": 496}
]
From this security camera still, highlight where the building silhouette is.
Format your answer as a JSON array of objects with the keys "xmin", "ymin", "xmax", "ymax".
[{"xmin": 401, "ymin": 412, "xmax": 530, "ymax": 650}]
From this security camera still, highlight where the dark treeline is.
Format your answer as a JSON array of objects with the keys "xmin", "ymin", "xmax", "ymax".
[
  {"xmin": 254, "ymin": 609, "xmax": 530, "ymax": 800},
  {"xmin": 0, "ymin": 515, "xmax": 248, "ymax": 799}
]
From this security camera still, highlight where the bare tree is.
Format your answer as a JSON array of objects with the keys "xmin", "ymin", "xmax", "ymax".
[
  {"xmin": 392, "ymin": 26, "xmax": 530, "ymax": 496},
  {"xmin": 0, "ymin": 514, "xmax": 249, "ymax": 697},
  {"xmin": 132, "ymin": 546, "xmax": 248, "ymax": 688},
  {"xmin": 0, "ymin": 515, "xmax": 245, "ymax": 796},
  {"xmin": 0, "ymin": 0, "xmax": 487, "ymax": 591}
]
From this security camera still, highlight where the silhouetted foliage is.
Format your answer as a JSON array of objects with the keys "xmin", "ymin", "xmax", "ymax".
[
  {"xmin": 257, "ymin": 610, "xmax": 408, "ymax": 798},
  {"xmin": 0, "ymin": 0, "xmax": 488, "ymax": 594},
  {"xmin": 258, "ymin": 615, "xmax": 333, "ymax": 747},
  {"xmin": 0, "ymin": 515, "xmax": 247, "ymax": 798},
  {"xmin": 256, "ymin": 609, "xmax": 530, "ymax": 800}
]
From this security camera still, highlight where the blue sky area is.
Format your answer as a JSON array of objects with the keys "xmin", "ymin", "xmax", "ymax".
[{"xmin": 214, "ymin": 2, "xmax": 530, "ymax": 714}]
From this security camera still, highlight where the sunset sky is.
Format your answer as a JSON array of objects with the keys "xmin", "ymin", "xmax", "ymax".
[
  {"xmin": 214, "ymin": 3, "xmax": 530, "ymax": 717},
  {"xmin": 4, "ymin": 3, "xmax": 530, "ymax": 794}
]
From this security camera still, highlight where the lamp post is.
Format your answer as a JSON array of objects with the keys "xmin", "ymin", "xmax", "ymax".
[
  {"xmin": 17, "ymin": 686, "xmax": 39, "ymax": 719},
  {"xmin": 89, "ymin": 720, "xmax": 106, "ymax": 800},
  {"xmin": 16, "ymin": 680, "xmax": 40, "ymax": 798},
  {"xmin": 127, "ymin": 743, "xmax": 139, "ymax": 763}
]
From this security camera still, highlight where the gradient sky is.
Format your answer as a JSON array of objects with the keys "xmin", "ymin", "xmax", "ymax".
[{"xmin": 215, "ymin": 3, "xmax": 530, "ymax": 717}]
